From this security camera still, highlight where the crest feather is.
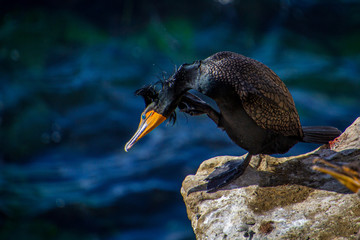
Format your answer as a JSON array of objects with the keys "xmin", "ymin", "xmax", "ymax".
[{"xmin": 135, "ymin": 83, "xmax": 177, "ymax": 125}]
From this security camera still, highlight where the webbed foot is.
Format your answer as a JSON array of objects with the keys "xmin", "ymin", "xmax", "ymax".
[
  {"xmin": 205, "ymin": 156, "xmax": 251, "ymax": 193},
  {"xmin": 178, "ymin": 92, "xmax": 211, "ymax": 116},
  {"xmin": 178, "ymin": 92, "xmax": 224, "ymax": 129},
  {"xmin": 187, "ymin": 154, "xmax": 253, "ymax": 195}
]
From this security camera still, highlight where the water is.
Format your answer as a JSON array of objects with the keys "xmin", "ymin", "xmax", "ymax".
[{"xmin": 1, "ymin": 1, "xmax": 360, "ymax": 240}]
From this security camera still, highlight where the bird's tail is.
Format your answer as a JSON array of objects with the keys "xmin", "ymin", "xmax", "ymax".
[{"xmin": 302, "ymin": 126, "xmax": 342, "ymax": 144}]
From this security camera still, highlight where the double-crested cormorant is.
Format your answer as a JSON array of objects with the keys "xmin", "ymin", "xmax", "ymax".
[{"xmin": 125, "ymin": 51, "xmax": 341, "ymax": 192}]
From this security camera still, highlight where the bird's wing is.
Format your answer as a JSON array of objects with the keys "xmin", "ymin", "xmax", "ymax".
[
  {"xmin": 241, "ymin": 88, "xmax": 302, "ymax": 136},
  {"xmin": 210, "ymin": 52, "xmax": 302, "ymax": 136},
  {"xmin": 239, "ymin": 63, "xmax": 302, "ymax": 136}
]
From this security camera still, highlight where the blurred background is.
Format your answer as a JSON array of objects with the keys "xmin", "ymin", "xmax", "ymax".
[{"xmin": 0, "ymin": 0, "xmax": 359, "ymax": 239}]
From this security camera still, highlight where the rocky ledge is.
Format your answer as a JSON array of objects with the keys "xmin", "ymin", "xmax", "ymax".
[{"xmin": 181, "ymin": 117, "xmax": 360, "ymax": 240}]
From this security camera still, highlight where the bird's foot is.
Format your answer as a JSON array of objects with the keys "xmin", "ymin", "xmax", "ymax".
[
  {"xmin": 178, "ymin": 92, "xmax": 224, "ymax": 129},
  {"xmin": 205, "ymin": 158, "xmax": 249, "ymax": 193},
  {"xmin": 187, "ymin": 154, "xmax": 253, "ymax": 195},
  {"xmin": 178, "ymin": 92, "xmax": 211, "ymax": 116}
]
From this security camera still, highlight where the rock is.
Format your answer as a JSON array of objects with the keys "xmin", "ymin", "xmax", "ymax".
[{"xmin": 181, "ymin": 117, "xmax": 360, "ymax": 239}]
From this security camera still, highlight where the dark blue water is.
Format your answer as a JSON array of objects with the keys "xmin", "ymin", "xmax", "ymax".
[{"xmin": 1, "ymin": 1, "xmax": 360, "ymax": 239}]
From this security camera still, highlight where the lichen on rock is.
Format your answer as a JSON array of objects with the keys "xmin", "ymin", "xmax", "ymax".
[{"xmin": 181, "ymin": 117, "xmax": 360, "ymax": 239}]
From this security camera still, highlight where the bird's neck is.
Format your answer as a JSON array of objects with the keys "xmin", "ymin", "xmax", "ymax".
[{"xmin": 157, "ymin": 60, "xmax": 206, "ymax": 117}]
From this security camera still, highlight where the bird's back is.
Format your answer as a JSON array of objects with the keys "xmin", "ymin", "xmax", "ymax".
[{"xmin": 201, "ymin": 51, "xmax": 303, "ymax": 138}]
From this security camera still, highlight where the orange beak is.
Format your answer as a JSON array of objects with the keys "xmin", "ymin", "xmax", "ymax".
[{"xmin": 124, "ymin": 110, "xmax": 166, "ymax": 152}]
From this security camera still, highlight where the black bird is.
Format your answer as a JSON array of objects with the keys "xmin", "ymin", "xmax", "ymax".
[{"xmin": 124, "ymin": 51, "xmax": 341, "ymax": 192}]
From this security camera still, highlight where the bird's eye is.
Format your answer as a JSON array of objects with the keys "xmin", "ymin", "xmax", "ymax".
[{"xmin": 141, "ymin": 113, "xmax": 146, "ymax": 120}]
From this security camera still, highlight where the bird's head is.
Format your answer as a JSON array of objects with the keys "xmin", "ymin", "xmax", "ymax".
[
  {"xmin": 124, "ymin": 84, "xmax": 178, "ymax": 152},
  {"xmin": 124, "ymin": 61, "xmax": 201, "ymax": 152}
]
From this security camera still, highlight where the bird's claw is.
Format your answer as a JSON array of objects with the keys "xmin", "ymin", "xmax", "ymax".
[
  {"xmin": 178, "ymin": 92, "xmax": 211, "ymax": 116},
  {"xmin": 178, "ymin": 102, "xmax": 206, "ymax": 116}
]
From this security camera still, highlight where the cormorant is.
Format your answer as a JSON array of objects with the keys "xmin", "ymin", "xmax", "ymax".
[{"xmin": 124, "ymin": 51, "xmax": 341, "ymax": 192}]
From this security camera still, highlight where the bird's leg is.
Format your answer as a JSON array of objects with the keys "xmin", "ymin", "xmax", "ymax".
[
  {"xmin": 178, "ymin": 92, "xmax": 224, "ymax": 129},
  {"xmin": 205, "ymin": 153, "xmax": 253, "ymax": 193}
]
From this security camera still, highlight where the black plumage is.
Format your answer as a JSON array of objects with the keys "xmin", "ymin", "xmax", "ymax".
[{"xmin": 126, "ymin": 51, "xmax": 342, "ymax": 192}]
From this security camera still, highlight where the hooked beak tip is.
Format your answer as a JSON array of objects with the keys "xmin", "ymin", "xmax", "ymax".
[
  {"xmin": 124, "ymin": 110, "xmax": 166, "ymax": 153},
  {"xmin": 124, "ymin": 142, "xmax": 133, "ymax": 152}
]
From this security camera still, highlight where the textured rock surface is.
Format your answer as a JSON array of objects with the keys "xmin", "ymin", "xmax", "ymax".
[{"xmin": 181, "ymin": 117, "xmax": 360, "ymax": 240}]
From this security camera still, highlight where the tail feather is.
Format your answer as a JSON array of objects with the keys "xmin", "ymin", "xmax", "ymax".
[{"xmin": 302, "ymin": 126, "xmax": 342, "ymax": 144}]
